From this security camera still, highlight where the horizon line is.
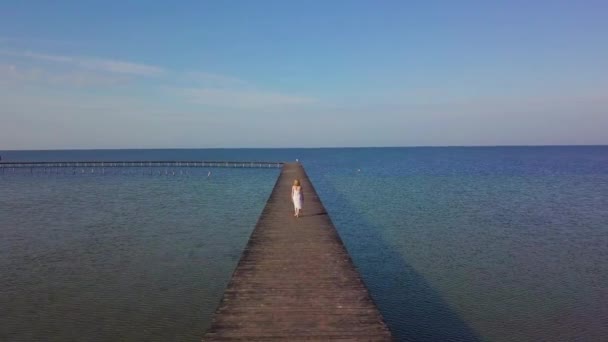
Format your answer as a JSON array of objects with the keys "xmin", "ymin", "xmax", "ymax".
[{"xmin": 1, "ymin": 143, "xmax": 607, "ymax": 152}]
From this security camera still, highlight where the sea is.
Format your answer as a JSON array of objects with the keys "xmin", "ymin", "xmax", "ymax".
[{"xmin": 1, "ymin": 146, "xmax": 607, "ymax": 342}]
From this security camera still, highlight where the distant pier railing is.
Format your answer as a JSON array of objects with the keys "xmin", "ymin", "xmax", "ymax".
[{"xmin": 0, "ymin": 160, "xmax": 283, "ymax": 169}]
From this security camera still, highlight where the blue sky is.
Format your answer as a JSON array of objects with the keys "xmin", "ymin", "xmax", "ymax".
[{"xmin": 1, "ymin": 1, "xmax": 607, "ymax": 149}]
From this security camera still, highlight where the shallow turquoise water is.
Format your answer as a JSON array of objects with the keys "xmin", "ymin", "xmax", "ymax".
[
  {"xmin": 1, "ymin": 147, "xmax": 607, "ymax": 341},
  {"xmin": 1, "ymin": 168, "xmax": 278, "ymax": 341}
]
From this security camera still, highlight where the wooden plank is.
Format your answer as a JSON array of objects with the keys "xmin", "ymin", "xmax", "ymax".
[{"xmin": 203, "ymin": 163, "xmax": 392, "ymax": 341}]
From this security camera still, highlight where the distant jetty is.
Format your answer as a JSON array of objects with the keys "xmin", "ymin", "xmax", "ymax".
[{"xmin": 0, "ymin": 160, "xmax": 283, "ymax": 169}]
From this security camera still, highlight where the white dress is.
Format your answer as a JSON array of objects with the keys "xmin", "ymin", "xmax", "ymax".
[{"xmin": 292, "ymin": 186, "xmax": 302, "ymax": 210}]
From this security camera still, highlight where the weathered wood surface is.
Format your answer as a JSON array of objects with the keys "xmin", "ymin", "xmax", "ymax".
[{"xmin": 203, "ymin": 163, "xmax": 392, "ymax": 341}]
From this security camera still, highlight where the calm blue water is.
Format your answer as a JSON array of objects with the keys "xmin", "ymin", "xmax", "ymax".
[{"xmin": 1, "ymin": 147, "xmax": 607, "ymax": 341}]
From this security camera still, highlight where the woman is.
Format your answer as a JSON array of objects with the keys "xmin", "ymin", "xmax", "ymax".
[{"xmin": 291, "ymin": 179, "xmax": 303, "ymax": 217}]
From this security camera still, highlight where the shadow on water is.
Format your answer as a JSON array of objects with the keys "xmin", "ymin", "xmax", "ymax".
[{"xmin": 316, "ymin": 180, "xmax": 481, "ymax": 342}]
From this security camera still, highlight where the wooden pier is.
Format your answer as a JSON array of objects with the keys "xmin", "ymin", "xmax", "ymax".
[
  {"xmin": 203, "ymin": 163, "xmax": 392, "ymax": 341},
  {"xmin": 0, "ymin": 160, "xmax": 282, "ymax": 169}
]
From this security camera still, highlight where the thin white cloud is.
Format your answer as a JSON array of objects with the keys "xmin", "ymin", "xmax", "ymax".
[
  {"xmin": 0, "ymin": 47, "xmax": 318, "ymax": 111},
  {"xmin": 0, "ymin": 63, "xmax": 130, "ymax": 87},
  {"xmin": 0, "ymin": 49, "xmax": 164, "ymax": 76},
  {"xmin": 181, "ymin": 88, "xmax": 315, "ymax": 108},
  {"xmin": 184, "ymin": 71, "xmax": 248, "ymax": 87}
]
